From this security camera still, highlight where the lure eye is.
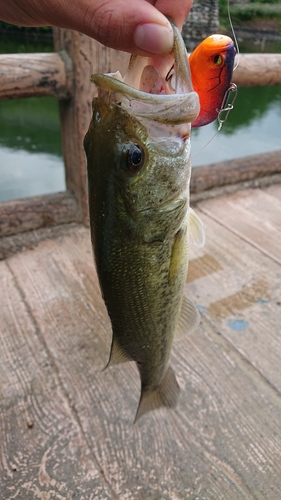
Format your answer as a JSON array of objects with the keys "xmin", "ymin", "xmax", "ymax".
[
  {"xmin": 213, "ymin": 54, "xmax": 223, "ymax": 66},
  {"xmin": 126, "ymin": 143, "xmax": 145, "ymax": 173}
]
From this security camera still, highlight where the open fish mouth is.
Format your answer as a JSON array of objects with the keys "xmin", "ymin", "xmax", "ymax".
[{"xmin": 91, "ymin": 20, "xmax": 200, "ymax": 127}]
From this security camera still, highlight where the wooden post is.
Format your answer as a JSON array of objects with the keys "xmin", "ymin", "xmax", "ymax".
[
  {"xmin": 233, "ymin": 53, "xmax": 281, "ymax": 87},
  {"xmin": 0, "ymin": 52, "xmax": 72, "ymax": 100},
  {"xmin": 53, "ymin": 29, "xmax": 129, "ymax": 224}
]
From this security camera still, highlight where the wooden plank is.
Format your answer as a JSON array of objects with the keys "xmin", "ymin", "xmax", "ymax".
[
  {"xmin": 53, "ymin": 29, "xmax": 129, "ymax": 224},
  {"xmin": 190, "ymin": 150, "xmax": 281, "ymax": 193},
  {"xmin": 197, "ymin": 186, "xmax": 281, "ymax": 265},
  {"xmin": 233, "ymin": 53, "xmax": 281, "ymax": 87},
  {"xmin": 265, "ymin": 184, "xmax": 281, "ymax": 201},
  {"xmin": 3, "ymin": 225, "xmax": 281, "ymax": 498},
  {"xmin": 0, "ymin": 259, "xmax": 113, "ymax": 499},
  {"xmin": 0, "ymin": 222, "xmax": 79, "ymax": 261},
  {"xmin": 0, "ymin": 52, "xmax": 72, "ymax": 100},
  {"xmin": 187, "ymin": 205, "xmax": 281, "ymax": 393},
  {"xmin": 0, "ymin": 192, "xmax": 80, "ymax": 238}
]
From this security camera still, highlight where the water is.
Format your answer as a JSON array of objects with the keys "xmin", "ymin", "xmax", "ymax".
[
  {"xmin": 0, "ymin": 96, "xmax": 65, "ymax": 201},
  {"xmin": 0, "ymin": 35, "xmax": 65, "ymax": 202},
  {"xmin": 0, "ymin": 35, "xmax": 280, "ymax": 202},
  {"xmin": 192, "ymin": 84, "xmax": 281, "ymax": 166}
]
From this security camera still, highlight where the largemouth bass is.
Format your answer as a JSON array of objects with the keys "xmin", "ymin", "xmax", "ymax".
[{"xmin": 84, "ymin": 21, "xmax": 205, "ymax": 423}]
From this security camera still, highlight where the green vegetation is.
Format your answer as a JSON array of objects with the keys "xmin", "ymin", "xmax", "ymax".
[
  {"xmin": 231, "ymin": 3, "xmax": 281, "ymax": 21},
  {"xmin": 220, "ymin": 0, "xmax": 281, "ymax": 28},
  {"xmin": 0, "ymin": 21, "xmax": 52, "ymax": 34}
]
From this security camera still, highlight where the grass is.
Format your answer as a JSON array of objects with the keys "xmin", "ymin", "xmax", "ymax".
[{"xmin": 220, "ymin": 0, "xmax": 281, "ymax": 30}]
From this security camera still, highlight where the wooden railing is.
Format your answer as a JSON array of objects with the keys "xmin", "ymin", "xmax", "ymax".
[{"xmin": 0, "ymin": 28, "xmax": 281, "ymax": 241}]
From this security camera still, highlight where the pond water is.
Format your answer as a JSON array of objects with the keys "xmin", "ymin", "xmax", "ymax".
[
  {"xmin": 0, "ymin": 34, "xmax": 280, "ymax": 202},
  {"xmin": 192, "ymin": 83, "xmax": 281, "ymax": 166},
  {"xmin": 0, "ymin": 35, "xmax": 65, "ymax": 202}
]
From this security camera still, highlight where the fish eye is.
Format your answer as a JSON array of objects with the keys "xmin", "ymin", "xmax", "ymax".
[
  {"xmin": 126, "ymin": 143, "xmax": 145, "ymax": 173},
  {"xmin": 213, "ymin": 54, "xmax": 223, "ymax": 66}
]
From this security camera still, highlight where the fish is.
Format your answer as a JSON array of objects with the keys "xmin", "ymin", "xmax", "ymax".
[
  {"xmin": 189, "ymin": 34, "xmax": 236, "ymax": 127},
  {"xmin": 84, "ymin": 20, "xmax": 205, "ymax": 423}
]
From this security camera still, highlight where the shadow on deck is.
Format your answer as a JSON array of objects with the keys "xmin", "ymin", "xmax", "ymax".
[{"xmin": 1, "ymin": 183, "xmax": 281, "ymax": 499}]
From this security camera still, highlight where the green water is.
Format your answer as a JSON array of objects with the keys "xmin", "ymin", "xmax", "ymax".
[
  {"xmin": 0, "ymin": 96, "xmax": 64, "ymax": 201},
  {"xmin": 0, "ymin": 34, "xmax": 280, "ymax": 202},
  {"xmin": 0, "ymin": 34, "xmax": 65, "ymax": 202},
  {"xmin": 192, "ymin": 83, "xmax": 281, "ymax": 166}
]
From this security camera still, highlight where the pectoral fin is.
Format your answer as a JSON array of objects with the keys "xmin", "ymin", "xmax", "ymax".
[
  {"xmin": 169, "ymin": 228, "xmax": 187, "ymax": 283},
  {"xmin": 174, "ymin": 295, "xmax": 200, "ymax": 339},
  {"xmin": 189, "ymin": 208, "xmax": 205, "ymax": 247},
  {"xmin": 134, "ymin": 366, "xmax": 180, "ymax": 423}
]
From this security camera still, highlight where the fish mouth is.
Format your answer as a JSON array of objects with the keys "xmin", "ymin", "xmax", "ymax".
[{"xmin": 91, "ymin": 20, "xmax": 200, "ymax": 127}]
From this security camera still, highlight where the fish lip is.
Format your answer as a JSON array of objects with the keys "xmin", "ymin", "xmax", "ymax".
[{"xmin": 90, "ymin": 20, "xmax": 200, "ymax": 125}]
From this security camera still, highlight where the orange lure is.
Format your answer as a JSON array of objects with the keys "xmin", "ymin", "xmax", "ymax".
[{"xmin": 189, "ymin": 34, "xmax": 236, "ymax": 127}]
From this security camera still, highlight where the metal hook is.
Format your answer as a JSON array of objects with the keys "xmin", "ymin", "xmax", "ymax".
[{"xmin": 217, "ymin": 83, "xmax": 238, "ymax": 131}]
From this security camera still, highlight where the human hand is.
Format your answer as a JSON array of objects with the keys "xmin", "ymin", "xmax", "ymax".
[{"xmin": 0, "ymin": 0, "xmax": 193, "ymax": 56}]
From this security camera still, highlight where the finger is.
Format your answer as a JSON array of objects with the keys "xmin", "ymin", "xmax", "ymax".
[
  {"xmin": 76, "ymin": 0, "xmax": 174, "ymax": 56},
  {"xmin": 153, "ymin": 0, "xmax": 193, "ymax": 29}
]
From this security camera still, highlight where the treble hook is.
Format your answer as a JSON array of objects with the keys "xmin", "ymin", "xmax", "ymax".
[{"xmin": 217, "ymin": 83, "xmax": 238, "ymax": 131}]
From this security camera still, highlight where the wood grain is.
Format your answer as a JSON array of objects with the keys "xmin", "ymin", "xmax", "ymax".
[
  {"xmin": 53, "ymin": 29, "xmax": 129, "ymax": 224},
  {"xmin": 1, "ymin": 181, "xmax": 281, "ymax": 498},
  {"xmin": 0, "ymin": 259, "xmax": 113, "ymax": 499},
  {"xmin": 187, "ymin": 206, "xmax": 281, "ymax": 393},
  {"xmin": 0, "ymin": 222, "xmax": 79, "ymax": 261},
  {"xmin": 190, "ymin": 150, "xmax": 281, "ymax": 193},
  {"xmin": 0, "ymin": 192, "xmax": 80, "ymax": 238},
  {"xmin": 0, "ymin": 52, "xmax": 72, "ymax": 100},
  {"xmin": 198, "ymin": 187, "xmax": 281, "ymax": 265},
  {"xmin": 233, "ymin": 53, "xmax": 281, "ymax": 87}
]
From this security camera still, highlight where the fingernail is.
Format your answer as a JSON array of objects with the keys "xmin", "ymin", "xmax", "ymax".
[{"xmin": 134, "ymin": 23, "xmax": 174, "ymax": 55}]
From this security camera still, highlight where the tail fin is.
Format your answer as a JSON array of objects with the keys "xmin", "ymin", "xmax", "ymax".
[{"xmin": 134, "ymin": 366, "xmax": 180, "ymax": 423}]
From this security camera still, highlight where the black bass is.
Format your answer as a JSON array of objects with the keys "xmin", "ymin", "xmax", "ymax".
[{"xmin": 84, "ymin": 21, "xmax": 205, "ymax": 423}]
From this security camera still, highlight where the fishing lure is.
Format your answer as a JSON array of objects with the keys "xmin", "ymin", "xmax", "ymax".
[{"xmin": 189, "ymin": 34, "xmax": 236, "ymax": 128}]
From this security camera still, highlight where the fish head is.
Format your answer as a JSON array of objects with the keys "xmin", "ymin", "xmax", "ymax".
[
  {"xmin": 190, "ymin": 34, "xmax": 236, "ymax": 127},
  {"xmin": 84, "ymin": 21, "xmax": 200, "ymax": 219}
]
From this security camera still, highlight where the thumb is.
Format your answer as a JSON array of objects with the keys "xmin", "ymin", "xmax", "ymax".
[{"xmin": 58, "ymin": 0, "xmax": 175, "ymax": 56}]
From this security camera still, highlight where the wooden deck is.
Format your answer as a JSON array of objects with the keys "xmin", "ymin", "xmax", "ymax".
[{"xmin": 1, "ymin": 183, "xmax": 281, "ymax": 499}]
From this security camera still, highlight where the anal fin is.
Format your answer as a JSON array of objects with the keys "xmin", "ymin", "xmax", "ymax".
[
  {"xmin": 104, "ymin": 335, "xmax": 131, "ymax": 370},
  {"xmin": 134, "ymin": 366, "xmax": 180, "ymax": 423},
  {"xmin": 174, "ymin": 295, "xmax": 200, "ymax": 339}
]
